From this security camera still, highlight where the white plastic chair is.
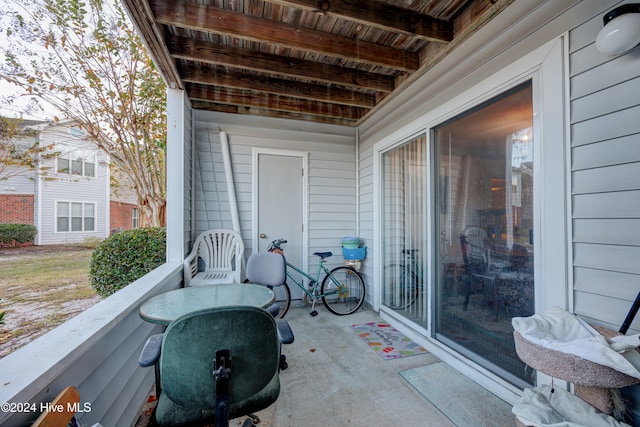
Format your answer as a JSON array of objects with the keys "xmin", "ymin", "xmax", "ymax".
[{"xmin": 183, "ymin": 229, "xmax": 244, "ymax": 286}]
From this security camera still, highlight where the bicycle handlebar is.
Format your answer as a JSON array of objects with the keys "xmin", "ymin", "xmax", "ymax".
[{"xmin": 268, "ymin": 238, "xmax": 287, "ymax": 252}]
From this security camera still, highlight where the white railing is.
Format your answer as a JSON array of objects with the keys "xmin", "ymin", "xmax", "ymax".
[{"xmin": 0, "ymin": 262, "xmax": 182, "ymax": 427}]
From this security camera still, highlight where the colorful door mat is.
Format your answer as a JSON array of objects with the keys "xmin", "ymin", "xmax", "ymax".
[{"xmin": 350, "ymin": 322, "xmax": 429, "ymax": 360}]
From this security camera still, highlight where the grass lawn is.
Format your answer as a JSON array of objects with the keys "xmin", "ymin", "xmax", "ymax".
[{"xmin": 0, "ymin": 245, "xmax": 102, "ymax": 358}]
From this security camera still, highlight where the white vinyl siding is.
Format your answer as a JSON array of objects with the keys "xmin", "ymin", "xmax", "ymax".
[
  {"xmin": 569, "ymin": 6, "xmax": 640, "ymax": 332},
  {"xmin": 0, "ymin": 135, "xmax": 39, "ymax": 195},
  {"xmin": 37, "ymin": 124, "xmax": 109, "ymax": 244},
  {"xmin": 569, "ymin": 5, "xmax": 640, "ymax": 419},
  {"xmin": 0, "ymin": 173, "xmax": 35, "ymax": 195},
  {"xmin": 192, "ymin": 111, "xmax": 356, "ymax": 276}
]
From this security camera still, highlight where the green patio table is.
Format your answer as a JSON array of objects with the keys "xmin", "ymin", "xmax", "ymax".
[{"xmin": 139, "ymin": 284, "xmax": 275, "ymax": 325}]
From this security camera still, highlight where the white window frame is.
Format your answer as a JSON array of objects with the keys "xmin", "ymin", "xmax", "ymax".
[
  {"xmin": 373, "ymin": 36, "xmax": 569, "ymax": 401},
  {"xmin": 132, "ymin": 208, "xmax": 139, "ymax": 229},
  {"xmin": 55, "ymin": 143, "xmax": 97, "ymax": 178},
  {"xmin": 68, "ymin": 126, "xmax": 86, "ymax": 138},
  {"xmin": 56, "ymin": 201, "xmax": 97, "ymax": 233}
]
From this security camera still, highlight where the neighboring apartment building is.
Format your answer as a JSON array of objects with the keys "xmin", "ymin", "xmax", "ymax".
[
  {"xmin": 110, "ymin": 168, "xmax": 140, "ymax": 233},
  {"xmin": 0, "ymin": 119, "xmax": 139, "ymax": 244}
]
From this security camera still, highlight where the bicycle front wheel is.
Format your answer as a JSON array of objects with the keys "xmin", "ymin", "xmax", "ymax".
[
  {"xmin": 321, "ymin": 266, "xmax": 365, "ymax": 315},
  {"xmin": 383, "ymin": 263, "xmax": 418, "ymax": 310},
  {"xmin": 267, "ymin": 282, "xmax": 291, "ymax": 319}
]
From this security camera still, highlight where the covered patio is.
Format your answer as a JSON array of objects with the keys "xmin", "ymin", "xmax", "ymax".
[
  {"xmin": 135, "ymin": 304, "xmax": 513, "ymax": 427},
  {"xmin": 1, "ymin": 0, "xmax": 639, "ymax": 425}
]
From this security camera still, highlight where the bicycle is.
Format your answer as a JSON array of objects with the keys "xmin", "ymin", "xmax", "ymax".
[
  {"xmin": 267, "ymin": 238, "xmax": 366, "ymax": 317},
  {"xmin": 383, "ymin": 249, "xmax": 423, "ymax": 309}
]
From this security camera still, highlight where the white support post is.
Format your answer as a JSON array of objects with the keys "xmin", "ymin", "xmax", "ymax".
[{"xmin": 166, "ymin": 88, "xmax": 186, "ymax": 264}]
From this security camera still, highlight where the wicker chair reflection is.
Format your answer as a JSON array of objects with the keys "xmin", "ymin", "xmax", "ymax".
[
  {"xmin": 459, "ymin": 226, "xmax": 496, "ymax": 311},
  {"xmin": 459, "ymin": 226, "xmax": 531, "ymax": 320}
]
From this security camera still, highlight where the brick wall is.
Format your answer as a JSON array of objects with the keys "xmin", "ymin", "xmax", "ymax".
[
  {"xmin": 110, "ymin": 201, "xmax": 137, "ymax": 233},
  {"xmin": 0, "ymin": 194, "xmax": 34, "ymax": 224}
]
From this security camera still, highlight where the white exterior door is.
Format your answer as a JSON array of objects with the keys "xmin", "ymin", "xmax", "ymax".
[{"xmin": 254, "ymin": 149, "xmax": 307, "ymax": 299}]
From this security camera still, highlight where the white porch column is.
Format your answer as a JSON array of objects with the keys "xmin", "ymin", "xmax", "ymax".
[{"xmin": 166, "ymin": 88, "xmax": 186, "ymax": 264}]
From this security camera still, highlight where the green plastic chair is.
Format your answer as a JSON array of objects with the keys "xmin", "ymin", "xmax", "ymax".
[{"xmin": 154, "ymin": 306, "xmax": 281, "ymax": 427}]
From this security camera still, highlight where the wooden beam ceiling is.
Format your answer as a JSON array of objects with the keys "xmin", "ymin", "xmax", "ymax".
[
  {"xmin": 265, "ymin": 0, "xmax": 454, "ymax": 43},
  {"xmin": 150, "ymin": 0, "xmax": 420, "ymax": 71},
  {"xmin": 178, "ymin": 63, "xmax": 376, "ymax": 108},
  {"xmin": 123, "ymin": 0, "xmax": 513, "ymax": 126},
  {"xmin": 167, "ymin": 35, "xmax": 396, "ymax": 93}
]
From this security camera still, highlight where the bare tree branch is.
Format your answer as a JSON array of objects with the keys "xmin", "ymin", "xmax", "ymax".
[{"xmin": 1, "ymin": 0, "xmax": 167, "ymax": 226}]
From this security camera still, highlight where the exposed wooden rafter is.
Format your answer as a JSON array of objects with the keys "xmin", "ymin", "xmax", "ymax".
[
  {"xmin": 265, "ymin": 0, "xmax": 453, "ymax": 43},
  {"xmin": 186, "ymin": 83, "xmax": 366, "ymax": 120},
  {"xmin": 178, "ymin": 63, "xmax": 376, "ymax": 108},
  {"xmin": 149, "ymin": 0, "xmax": 420, "ymax": 72},
  {"xmin": 167, "ymin": 35, "xmax": 396, "ymax": 93},
  {"xmin": 122, "ymin": 0, "xmax": 514, "ymax": 125}
]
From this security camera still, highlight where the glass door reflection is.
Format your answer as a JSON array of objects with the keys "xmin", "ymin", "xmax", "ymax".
[
  {"xmin": 434, "ymin": 82, "xmax": 535, "ymax": 387},
  {"xmin": 381, "ymin": 135, "xmax": 428, "ymax": 325}
]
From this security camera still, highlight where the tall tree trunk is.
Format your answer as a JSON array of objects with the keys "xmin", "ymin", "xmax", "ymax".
[{"xmin": 140, "ymin": 195, "xmax": 166, "ymax": 228}]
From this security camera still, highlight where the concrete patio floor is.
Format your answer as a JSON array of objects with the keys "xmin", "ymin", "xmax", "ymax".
[
  {"xmin": 135, "ymin": 303, "xmax": 516, "ymax": 427},
  {"xmin": 250, "ymin": 304, "xmax": 514, "ymax": 427}
]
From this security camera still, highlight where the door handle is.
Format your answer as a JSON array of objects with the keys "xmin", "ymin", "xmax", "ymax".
[{"xmin": 260, "ymin": 233, "xmax": 267, "ymax": 239}]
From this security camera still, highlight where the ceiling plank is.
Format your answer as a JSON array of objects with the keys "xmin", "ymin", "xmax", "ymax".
[
  {"xmin": 265, "ymin": 0, "xmax": 453, "ymax": 43},
  {"xmin": 355, "ymin": 0, "xmax": 515, "ymax": 126},
  {"xmin": 168, "ymin": 36, "xmax": 396, "ymax": 93},
  {"xmin": 149, "ymin": 0, "xmax": 420, "ymax": 71},
  {"xmin": 178, "ymin": 63, "xmax": 376, "ymax": 108},
  {"xmin": 191, "ymin": 101, "xmax": 358, "ymax": 126},
  {"xmin": 125, "ymin": 0, "xmax": 505, "ymax": 127},
  {"xmin": 186, "ymin": 83, "xmax": 367, "ymax": 120}
]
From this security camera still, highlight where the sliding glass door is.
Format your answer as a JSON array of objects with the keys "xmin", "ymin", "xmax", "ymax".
[
  {"xmin": 433, "ymin": 82, "xmax": 536, "ymax": 386},
  {"xmin": 381, "ymin": 135, "xmax": 428, "ymax": 325}
]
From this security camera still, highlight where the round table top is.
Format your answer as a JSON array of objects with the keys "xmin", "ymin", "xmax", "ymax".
[{"xmin": 139, "ymin": 284, "xmax": 275, "ymax": 325}]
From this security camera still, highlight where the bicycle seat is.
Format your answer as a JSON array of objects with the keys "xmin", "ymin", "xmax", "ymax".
[{"xmin": 313, "ymin": 251, "xmax": 333, "ymax": 259}]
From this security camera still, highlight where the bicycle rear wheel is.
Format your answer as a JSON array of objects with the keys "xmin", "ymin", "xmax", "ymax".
[
  {"xmin": 383, "ymin": 263, "xmax": 418, "ymax": 309},
  {"xmin": 267, "ymin": 282, "xmax": 291, "ymax": 319},
  {"xmin": 321, "ymin": 266, "xmax": 365, "ymax": 315}
]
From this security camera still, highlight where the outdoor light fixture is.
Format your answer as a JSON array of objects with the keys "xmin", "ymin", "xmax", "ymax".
[{"xmin": 596, "ymin": 3, "xmax": 640, "ymax": 55}]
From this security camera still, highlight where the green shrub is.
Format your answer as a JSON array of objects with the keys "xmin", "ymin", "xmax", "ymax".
[
  {"xmin": 90, "ymin": 227, "xmax": 166, "ymax": 297},
  {"xmin": 0, "ymin": 223, "xmax": 37, "ymax": 246}
]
